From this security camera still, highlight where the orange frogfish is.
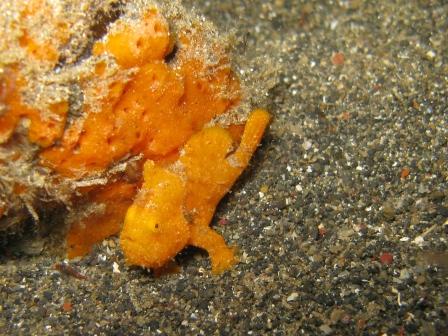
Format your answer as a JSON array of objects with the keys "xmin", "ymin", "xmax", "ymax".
[{"xmin": 0, "ymin": 0, "xmax": 270, "ymax": 274}]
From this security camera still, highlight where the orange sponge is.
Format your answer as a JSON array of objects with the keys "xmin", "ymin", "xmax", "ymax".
[{"xmin": 0, "ymin": 1, "xmax": 269, "ymax": 274}]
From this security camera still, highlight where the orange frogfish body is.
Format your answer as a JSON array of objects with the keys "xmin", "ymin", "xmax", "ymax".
[{"xmin": 0, "ymin": 0, "xmax": 270, "ymax": 274}]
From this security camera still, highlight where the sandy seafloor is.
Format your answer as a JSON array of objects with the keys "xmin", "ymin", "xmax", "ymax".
[{"xmin": 1, "ymin": 1, "xmax": 447, "ymax": 335}]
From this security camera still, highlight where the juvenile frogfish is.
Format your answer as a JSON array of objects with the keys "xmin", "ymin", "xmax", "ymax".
[{"xmin": 0, "ymin": 0, "xmax": 270, "ymax": 274}]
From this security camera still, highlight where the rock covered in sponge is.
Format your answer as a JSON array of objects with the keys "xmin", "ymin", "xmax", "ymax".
[
  {"xmin": 0, "ymin": 0, "xmax": 239, "ymax": 231},
  {"xmin": 0, "ymin": 0, "xmax": 270, "ymax": 273}
]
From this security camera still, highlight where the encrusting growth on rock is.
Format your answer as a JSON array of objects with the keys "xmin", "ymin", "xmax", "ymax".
[{"xmin": 0, "ymin": 0, "xmax": 270, "ymax": 274}]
